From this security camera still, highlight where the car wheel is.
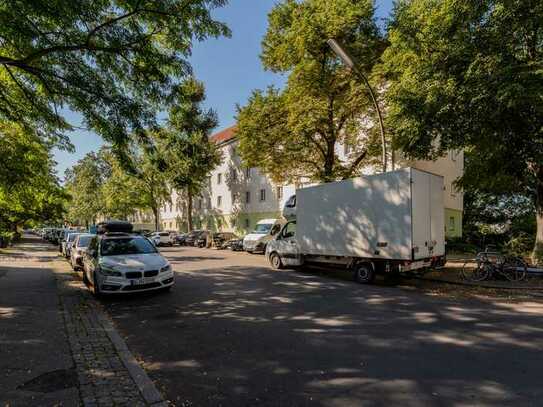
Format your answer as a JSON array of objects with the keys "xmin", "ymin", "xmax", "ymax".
[
  {"xmin": 169, "ymin": 242, "xmax": 173, "ymax": 247},
  {"xmin": 82, "ymin": 269, "xmax": 89, "ymax": 285},
  {"xmin": 92, "ymin": 271, "xmax": 102, "ymax": 297},
  {"xmin": 269, "ymin": 252, "xmax": 284, "ymax": 270},
  {"xmin": 353, "ymin": 263, "xmax": 375, "ymax": 284}
]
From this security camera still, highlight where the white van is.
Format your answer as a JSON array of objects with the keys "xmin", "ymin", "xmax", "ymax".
[{"xmin": 243, "ymin": 218, "xmax": 284, "ymax": 253}]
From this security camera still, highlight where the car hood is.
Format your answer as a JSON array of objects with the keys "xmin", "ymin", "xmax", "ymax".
[
  {"xmin": 99, "ymin": 253, "xmax": 168, "ymax": 270},
  {"xmin": 244, "ymin": 233, "xmax": 267, "ymax": 242}
]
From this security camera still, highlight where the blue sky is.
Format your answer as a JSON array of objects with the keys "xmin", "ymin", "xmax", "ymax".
[{"xmin": 53, "ymin": 0, "xmax": 395, "ymax": 177}]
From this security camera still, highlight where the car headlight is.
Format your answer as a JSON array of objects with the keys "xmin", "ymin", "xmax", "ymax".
[
  {"xmin": 160, "ymin": 264, "xmax": 172, "ymax": 273},
  {"xmin": 99, "ymin": 266, "xmax": 122, "ymax": 277}
]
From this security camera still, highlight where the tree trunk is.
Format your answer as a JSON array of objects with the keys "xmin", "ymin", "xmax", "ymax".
[
  {"xmin": 152, "ymin": 206, "xmax": 159, "ymax": 231},
  {"xmin": 187, "ymin": 187, "xmax": 193, "ymax": 232},
  {"xmin": 533, "ymin": 173, "xmax": 543, "ymax": 265}
]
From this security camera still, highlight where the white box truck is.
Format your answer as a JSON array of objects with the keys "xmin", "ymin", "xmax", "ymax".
[{"xmin": 265, "ymin": 168, "xmax": 446, "ymax": 283}]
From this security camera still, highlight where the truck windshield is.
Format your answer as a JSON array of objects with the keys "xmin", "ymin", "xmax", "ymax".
[
  {"xmin": 100, "ymin": 238, "xmax": 157, "ymax": 256},
  {"xmin": 253, "ymin": 224, "xmax": 273, "ymax": 234}
]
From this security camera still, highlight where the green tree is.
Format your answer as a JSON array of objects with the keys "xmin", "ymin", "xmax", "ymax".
[
  {"xmin": 64, "ymin": 152, "xmax": 109, "ymax": 227},
  {"xmin": 100, "ymin": 149, "xmax": 145, "ymax": 220},
  {"xmin": 382, "ymin": 0, "xmax": 543, "ymax": 263},
  {"xmin": 0, "ymin": 0, "xmax": 229, "ymax": 153},
  {"xmin": 161, "ymin": 78, "xmax": 221, "ymax": 231},
  {"xmin": 0, "ymin": 122, "xmax": 67, "ymax": 232},
  {"xmin": 129, "ymin": 140, "xmax": 171, "ymax": 231},
  {"xmin": 236, "ymin": 0, "xmax": 385, "ymax": 184}
]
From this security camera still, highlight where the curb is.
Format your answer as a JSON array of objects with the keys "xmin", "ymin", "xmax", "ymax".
[
  {"xmin": 413, "ymin": 275, "xmax": 543, "ymax": 291},
  {"xmin": 53, "ymin": 252, "xmax": 168, "ymax": 406},
  {"xmin": 93, "ymin": 306, "xmax": 168, "ymax": 406}
]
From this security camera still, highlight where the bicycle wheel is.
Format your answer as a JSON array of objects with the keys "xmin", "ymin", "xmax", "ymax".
[
  {"xmin": 461, "ymin": 260, "xmax": 491, "ymax": 282},
  {"xmin": 501, "ymin": 257, "xmax": 528, "ymax": 282}
]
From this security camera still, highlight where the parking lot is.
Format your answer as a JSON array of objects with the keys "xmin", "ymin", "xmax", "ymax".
[{"xmin": 97, "ymin": 244, "xmax": 543, "ymax": 407}]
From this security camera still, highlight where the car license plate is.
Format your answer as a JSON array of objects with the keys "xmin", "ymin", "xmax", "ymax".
[{"xmin": 131, "ymin": 277, "xmax": 154, "ymax": 286}]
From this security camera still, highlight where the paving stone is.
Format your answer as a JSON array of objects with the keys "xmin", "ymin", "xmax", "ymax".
[{"xmin": 55, "ymin": 268, "xmax": 153, "ymax": 406}]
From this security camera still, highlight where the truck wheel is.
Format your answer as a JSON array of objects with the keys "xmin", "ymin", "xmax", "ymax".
[
  {"xmin": 354, "ymin": 263, "xmax": 375, "ymax": 284},
  {"xmin": 269, "ymin": 252, "xmax": 284, "ymax": 270}
]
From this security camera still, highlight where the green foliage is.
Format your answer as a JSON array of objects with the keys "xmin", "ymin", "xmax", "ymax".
[
  {"xmin": 0, "ymin": 122, "xmax": 67, "ymax": 230},
  {"xmin": 383, "ymin": 0, "xmax": 543, "ymax": 263},
  {"xmin": 64, "ymin": 151, "xmax": 108, "ymax": 226},
  {"xmin": 0, "ymin": 0, "xmax": 229, "ymax": 153},
  {"xmin": 237, "ymin": 0, "xmax": 385, "ymax": 184},
  {"xmin": 65, "ymin": 141, "xmax": 170, "ymax": 229},
  {"xmin": 161, "ymin": 78, "xmax": 221, "ymax": 230}
]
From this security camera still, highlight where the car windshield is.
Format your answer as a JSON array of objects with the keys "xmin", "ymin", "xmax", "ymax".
[
  {"xmin": 253, "ymin": 224, "xmax": 273, "ymax": 234},
  {"xmin": 77, "ymin": 236, "xmax": 92, "ymax": 247},
  {"xmin": 100, "ymin": 237, "xmax": 157, "ymax": 256}
]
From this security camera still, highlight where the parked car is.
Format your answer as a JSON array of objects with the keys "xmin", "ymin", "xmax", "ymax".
[
  {"xmin": 183, "ymin": 230, "xmax": 205, "ymax": 246},
  {"xmin": 173, "ymin": 233, "xmax": 187, "ymax": 246},
  {"xmin": 82, "ymin": 222, "xmax": 174, "ymax": 295},
  {"xmin": 243, "ymin": 219, "xmax": 284, "ymax": 253},
  {"xmin": 195, "ymin": 231, "xmax": 212, "ymax": 248},
  {"xmin": 212, "ymin": 232, "xmax": 239, "ymax": 249},
  {"xmin": 222, "ymin": 235, "xmax": 245, "ymax": 251},
  {"xmin": 70, "ymin": 233, "xmax": 94, "ymax": 271},
  {"xmin": 149, "ymin": 231, "xmax": 174, "ymax": 247},
  {"xmin": 62, "ymin": 232, "xmax": 81, "ymax": 258}
]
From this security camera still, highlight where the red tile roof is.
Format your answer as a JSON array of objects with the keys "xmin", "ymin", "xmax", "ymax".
[{"xmin": 210, "ymin": 125, "xmax": 237, "ymax": 144}]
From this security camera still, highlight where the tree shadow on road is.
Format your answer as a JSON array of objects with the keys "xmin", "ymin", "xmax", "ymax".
[{"xmin": 98, "ymin": 263, "xmax": 543, "ymax": 407}]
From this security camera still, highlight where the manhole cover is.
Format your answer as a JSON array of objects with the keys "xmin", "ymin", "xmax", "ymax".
[{"xmin": 17, "ymin": 368, "xmax": 78, "ymax": 393}]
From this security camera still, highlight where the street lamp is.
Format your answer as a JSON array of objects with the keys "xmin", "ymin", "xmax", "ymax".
[{"xmin": 327, "ymin": 39, "xmax": 388, "ymax": 173}]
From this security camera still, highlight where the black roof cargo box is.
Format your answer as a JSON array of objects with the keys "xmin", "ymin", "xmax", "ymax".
[{"xmin": 96, "ymin": 220, "xmax": 133, "ymax": 234}]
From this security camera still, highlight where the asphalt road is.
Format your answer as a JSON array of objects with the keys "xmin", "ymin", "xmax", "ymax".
[{"xmin": 100, "ymin": 245, "xmax": 543, "ymax": 407}]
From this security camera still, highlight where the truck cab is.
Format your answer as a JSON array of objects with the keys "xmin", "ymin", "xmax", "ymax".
[{"xmin": 266, "ymin": 221, "xmax": 302, "ymax": 268}]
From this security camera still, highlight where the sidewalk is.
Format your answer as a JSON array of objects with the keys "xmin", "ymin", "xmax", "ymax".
[
  {"xmin": 0, "ymin": 236, "xmax": 166, "ymax": 406},
  {"xmin": 0, "ymin": 238, "xmax": 79, "ymax": 406}
]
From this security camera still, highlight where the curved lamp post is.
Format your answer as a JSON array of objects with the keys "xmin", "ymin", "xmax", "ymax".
[{"xmin": 327, "ymin": 39, "xmax": 388, "ymax": 173}]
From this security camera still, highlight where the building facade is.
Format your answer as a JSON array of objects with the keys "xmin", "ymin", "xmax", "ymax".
[{"xmin": 160, "ymin": 126, "xmax": 464, "ymax": 237}]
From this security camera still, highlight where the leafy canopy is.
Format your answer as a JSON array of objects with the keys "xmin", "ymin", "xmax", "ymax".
[
  {"xmin": 0, "ymin": 0, "xmax": 229, "ymax": 153},
  {"xmin": 383, "ymin": 0, "xmax": 543, "ymax": 261},
  {"xmin": 0, "ymin": 122, "xmax": 67, "ymax": 228},
  {"xmin": 160, "ymin": 78, "xmax": 221, "ymax": 230},
  {"xmin": 237, "ymin": 0, "xmax": 385, "ymax": 183}
]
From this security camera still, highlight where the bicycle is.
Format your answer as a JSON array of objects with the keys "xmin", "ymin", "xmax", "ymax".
[{"xmin": 461, "ymin": 250, "xmax": 528, "ymax": 282}]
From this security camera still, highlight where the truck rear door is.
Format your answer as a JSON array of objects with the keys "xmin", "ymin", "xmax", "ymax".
[{"xmin": 411, "ymin": 169, "xmax": 445, "ymax": 260}]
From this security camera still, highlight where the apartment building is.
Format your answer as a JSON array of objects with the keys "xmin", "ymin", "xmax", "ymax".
[{"xmin": 160, "ymin": 125, "xmax": 464, "ymax": 237}]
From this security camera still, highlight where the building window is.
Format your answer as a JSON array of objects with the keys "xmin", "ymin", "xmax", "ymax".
[
  {"xmin": 449, "ymin": 216, "xmax": 455, "ymax": 231},
  {"xmin": 217, "ymin": 196, "xmax": 222, "ymax": 207},
  {"xmin": 276, "ymin": 186, "xmax": 283, "ymax": 200},
  {"xmin": 245, "ymin": 191, "xmax": 250, "ymax": 204},
  {"xmin": 344, "ymin": 144, "xmax": 350, "ymax": 156},
  {"xmin": 217, "ymin": 173, "xmax": 222, "ymax": 184},
  {"xmin": 169, "ymin": 204, "xmax": 172, "ymax": 212},
  {"xmin": 260, "ymin": 189, "xmax": 266, "ymax": 201},
  {"xmin": 198, "ymin": 199, "xmax": 202, "ymax": 210},
  {"xmin": 231, "ymin": 169, "xmax": 237, "ymax": 182},
  {"xmin": 245, "ymin": 218, "xmax": 250, "ymax": 228},
  {"xmin": 245, "ymin": 168, "xmax": 251, "ymax": 178}
]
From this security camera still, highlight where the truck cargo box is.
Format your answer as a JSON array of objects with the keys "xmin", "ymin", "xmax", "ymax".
[{"xmin": 296, "ymin": 168, "xmax": 444, "ymax": 261}]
